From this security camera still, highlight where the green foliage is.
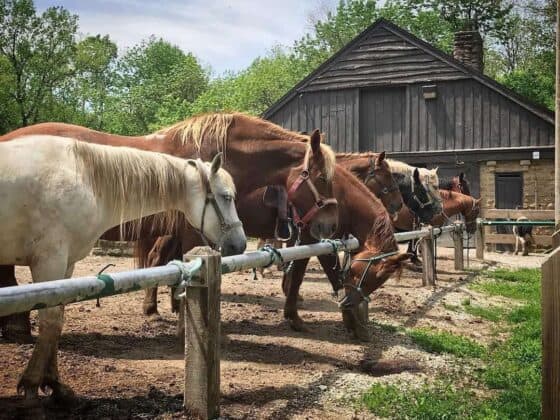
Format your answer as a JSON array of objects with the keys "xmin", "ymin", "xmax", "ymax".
[
  {"xmin": 462, "ymin": 303, "xmax": 505, "ymax": 322},
  {"xmin": 407, "ymin": 0, "xmax": 513, "ymax": 33},
  {"xmin": 407, "ymin": 328, "xmax": 485, "ymax": 358},
  {"xmin": 362, "ymin": 382, "xmax": 487, "ymax": 419},
  {"xmin": 190, "ymin": 46, "xmax": 307, "ymax": 116},
  {"xmin": 472, "ymin": 268, "xmax": 541, "ymax": 301},
  {"xmin": 0, "ymin": 0, "xmax": 78, "ymax": 128}
]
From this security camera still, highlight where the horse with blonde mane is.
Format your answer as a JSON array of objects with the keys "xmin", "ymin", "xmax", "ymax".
[
  {"xmin": 0, "ymin": 113, "xmax": 339, "ymax": 341},
  {"xmin": 0, "ymin": 135, "xmax": 245, "ymax": 403}
]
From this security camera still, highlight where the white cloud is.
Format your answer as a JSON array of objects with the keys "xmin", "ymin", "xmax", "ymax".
[{"xmin": 36, "ymin": 0, "xmax": 339, "ymax": 74}]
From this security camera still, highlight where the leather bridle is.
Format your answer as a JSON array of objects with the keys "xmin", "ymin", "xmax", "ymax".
[
  {"xmin": 287, "ymin": 145, "xmax": 337, "ymax": 229},
  {"xmin": 193, "ymin": 160, "xmax": 243, "ymax": 248},
  {"xmin": 407, "ymin": 175, "xmax": 433, "ymax": 212},
  {"xmin": 364, "ymin": 157, "xmax": 400, "ymax": 197}
]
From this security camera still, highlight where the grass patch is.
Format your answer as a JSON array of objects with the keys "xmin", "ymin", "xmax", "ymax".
[
  {"xmin": 362, "ymin": 382, "xmax": 488, "ymax": 420},
  {"xmin": 462, "ymin": 303, "xmax": 505, "ymax": 322},
  {"xmin": 407, "ymin": 328, "xmax": 485, "ymax": 358},
  {"xmin": 471, "ymin": 268, "xmax": 540, "ymax": 301},
  {"xmin": 361, "ymin": 268, "xmax": 543, "ymax": 419}
]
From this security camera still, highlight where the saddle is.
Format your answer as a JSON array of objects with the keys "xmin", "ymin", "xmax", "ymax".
[{"xmin": 262, "ymin": 185, "xmax": 293, "ymax": 241}]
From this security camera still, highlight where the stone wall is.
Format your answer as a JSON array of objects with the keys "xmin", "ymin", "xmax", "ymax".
[
  {"xmin": 453, "ymin": 31, "xmax": 484, "ymax": 73},
  {"xmin": 479, "ymin": 158, "xmax": 554, "ymax": 211}
]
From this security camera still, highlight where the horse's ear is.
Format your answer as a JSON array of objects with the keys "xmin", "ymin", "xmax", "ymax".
[
  {"xmin": 459, "ymin": 172, "xmax": 465, "ymax": 182},
  {"xmin": 310, "ymin": 129, "xmax": 321, "ymax": 155},
  {"xmin": 375, "ymin": 151, "xmax": 386, "ymax": 166},
  {"xmin": 432, "ymin": 166, "xmax": 439, "ymax": 174},
  {"xmin": 210, "ymin": 152, "xmax": 223, "ymax": 175},
  {"xmin": 413, "ymin": 168, "xmax": 421, "ymax": 184}
]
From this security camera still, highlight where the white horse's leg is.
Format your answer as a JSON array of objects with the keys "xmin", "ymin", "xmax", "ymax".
[
  {"xmin": 18, "ymin": 255, "xmax": 72, "ymax": 401},
  {"xmin": 522, "ymin": 235, "xmax": 530, "ymax": 256}
]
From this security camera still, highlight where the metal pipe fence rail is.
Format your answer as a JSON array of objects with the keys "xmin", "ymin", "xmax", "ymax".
[
  {"xmin": 475, "ymin": 218, "xmax": 556, "ymax": 259},
  {"xmin": 0, "ymin": 224, "xmax": 472, "ymax": 419}
]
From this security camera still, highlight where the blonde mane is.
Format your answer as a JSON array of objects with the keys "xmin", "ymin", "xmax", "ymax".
[
  {"xmin": 71, "ymin": 141, "xmax": 192, "ymax": 238},
  {"xmin": 158, "ymin": 112, "xmax": 336, "ymax": 181}
]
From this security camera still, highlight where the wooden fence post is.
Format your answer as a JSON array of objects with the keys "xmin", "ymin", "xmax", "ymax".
[
  {"xmin": 453, "ymin": 222, "xmax": 464, "ymax": 271},
  {"xmin": 421, "ymin": 227, "xmax": 436, "ymax": 287},
  {"xmin": 542, "ymin": 246, "xmax": 560, "ymax": 419},
  {"xmin": 183, "ymin": 246, "xmax": 221, "ymax": 420},
  {"xmin": 475, "ymin": 218, "xmax": 485, "ymax": 260}
]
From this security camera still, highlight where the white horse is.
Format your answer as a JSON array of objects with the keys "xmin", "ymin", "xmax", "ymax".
[
  {"xmin": 386, "ymin": 159, "xmax": 443, "ymax": 214},
  {"xmin": 0, "ymin": 135, "xmax": 246, "ymax": 402}
]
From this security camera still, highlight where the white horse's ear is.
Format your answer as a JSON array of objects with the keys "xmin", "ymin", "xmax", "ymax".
[
  {"xmin": 211, "ymin": 152, "xmax": 223, "ymax": 175},
  {"xmin": 431, "ymin": 167, "xmax": 439, "ymax": 174}
]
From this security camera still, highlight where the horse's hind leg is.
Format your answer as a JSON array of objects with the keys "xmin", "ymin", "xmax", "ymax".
[
  {"xmin": 0, "ymin": 265, "xmax": 33, "ymax": 343},
  {"xmin": 18, "ymin": 255, "xmax": 74, "ymax": 402}
]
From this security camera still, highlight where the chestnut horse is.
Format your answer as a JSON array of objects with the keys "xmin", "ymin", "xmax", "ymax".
[
  {"xmin": 0, "ymin": 113, "xmax": 339, "ymax": 342},
  {"xmin": 137, "ymin": 165, "xmax": 408, "ymax": 341},
  {"xmin": 394, "ymin": 189, "xmax": 482, "ymax": 262}
]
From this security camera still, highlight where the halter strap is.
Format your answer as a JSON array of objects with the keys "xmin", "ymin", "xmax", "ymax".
[
  {"xmin": 192, "ymin": 160, "xmax": 243, "ymax": 249},
  {"xmin": 287, "ymin": 145, "xmax": 337, "ymax": 229}
]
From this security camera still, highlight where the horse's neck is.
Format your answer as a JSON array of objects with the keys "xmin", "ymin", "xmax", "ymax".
[
  {"xmin": 337, "ymin": 171, "xmax": 389, "ymax": 252},
  {"xmin": 337, "ymin": 158, "xmax": 369, "ymax": 181},
  {"xmin": 224, "ymin": 141, "xmax": 308, "ymax": 194}
]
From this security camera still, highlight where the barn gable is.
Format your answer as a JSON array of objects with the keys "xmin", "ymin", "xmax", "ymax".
[
  {"xmin": 264, "ymin": 19, "xmax": 553, "ymax": 127},
  {"xmin": 304, "ymin": 26, "xmax": 467, "ymax": 92}
]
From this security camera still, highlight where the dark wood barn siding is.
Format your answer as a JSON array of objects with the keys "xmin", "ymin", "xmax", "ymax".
[
  {"xmin": 357, "ymin": 79, "xmax": 554, "ymax": 152},
  {"xmin": 268, "ymin": 89, "xmax": 359, "ymax": 152},
  {"xmin": 304, "ymin": 27, "xmax": 467, "ymax": 92}
]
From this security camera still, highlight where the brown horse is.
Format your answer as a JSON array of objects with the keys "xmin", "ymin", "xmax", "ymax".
[
  {"xmin": 394, "ymin": 189, "xmax": 482, "ymax": 263},
  {"xmin": 333, "ymin": 152, "xmax": 403, "ymax": 217},
  {"xmin": 138, "ymin": 164, "xmax": 408, "ymax": 341},
  {"xmin": 0, "ymin": 113, "xmax": 339, "ymax": 342}
]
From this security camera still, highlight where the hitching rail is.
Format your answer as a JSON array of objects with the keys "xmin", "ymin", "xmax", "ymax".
[{"xmin": 0, "ymin": 237, "xmax": 359, "ymax": 318}]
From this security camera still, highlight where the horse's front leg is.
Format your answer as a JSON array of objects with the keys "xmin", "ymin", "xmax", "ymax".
[
  {"xmin": 317, "ymin": 253, "xmax": 343, "ymax": 295},
  {"xmin": 0, "ymin": 265, "xmax": 33, "ymax": 343},
  {"xmin": 19, "ymin": 256, "xmax": 74, "ymax": 403},
  {"xmin": 283, "ymin": 258, "xmax": 310, "ymax": 332}
]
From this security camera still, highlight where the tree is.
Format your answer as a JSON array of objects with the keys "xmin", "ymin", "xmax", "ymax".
[
  {"xmin": 407, "ymin": 0, "xmax": 513, "ymax": 34},
  {"xmin": 293, "ymin": 0, "xmax": 454, "ymax": 74},
  {"xmin": 109, "ymin": 37, "xmax": 208, "ymax": 134},
  {"xmin": 0, "ymin": 0, "xmax": 78, "ymax": 127}
]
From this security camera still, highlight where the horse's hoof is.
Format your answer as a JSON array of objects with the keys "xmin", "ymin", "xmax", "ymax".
[
  {"xmin": 17, "ymin": 378, "xmax": 40, "ymax": 403},
  {"xmin": 289, "ymin": 317, "xmax": 308, "ymax": 332},
  {"xmin": 142, "ymin": 305, "xmax": 159, "ymax": 316},
  {"xmin": 353, "ymin": 327, "xmax": 372, "ymax": 342},
  {"xmin": 49, "ymin": 382, "xmax": 76, "ymax": 404}
]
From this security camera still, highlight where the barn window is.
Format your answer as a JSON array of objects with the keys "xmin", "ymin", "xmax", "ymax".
[{"xmin": 422, "ymin": 85, "xmax": 437, "ymax": 99}]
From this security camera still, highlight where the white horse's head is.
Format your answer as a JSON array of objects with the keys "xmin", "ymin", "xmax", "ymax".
[{"xmin": 186, "ymin": 154, "xmax": 246, "ymax": 256}]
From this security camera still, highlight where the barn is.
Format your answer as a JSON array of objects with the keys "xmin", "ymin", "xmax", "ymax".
[{"xmin": 263, "ymin": 19, "xmax": 555, "ymax": 219}]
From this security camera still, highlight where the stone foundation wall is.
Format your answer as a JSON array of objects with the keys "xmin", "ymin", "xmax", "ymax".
[{"xmin": 479, "ymin": 158, "xmax": 554, "ymax": 211}]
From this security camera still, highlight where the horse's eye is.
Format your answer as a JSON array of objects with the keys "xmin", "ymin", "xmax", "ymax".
[{"xmin": 222, "ymin": 194, "xmax": 233, "ymax": 202}]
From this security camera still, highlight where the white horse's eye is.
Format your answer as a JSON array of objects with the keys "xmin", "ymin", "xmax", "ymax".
[{"xmin": 223, "ymin": 194, "xmax": 233, "ymax": 202}]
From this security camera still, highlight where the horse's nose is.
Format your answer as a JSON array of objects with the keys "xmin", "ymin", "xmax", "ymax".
[
  {"xmin": 221, "ymin": 234, "xmax": 247, "ymax": 257},
  {"xmin": 389, "ymin": 202, "xmax": 403, "ymax": 214},
  {"xmin": 319, "ymin": 222, "xmax": 337, "ymax": 239}
]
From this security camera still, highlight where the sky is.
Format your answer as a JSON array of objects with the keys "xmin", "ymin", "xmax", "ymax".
[{"xmin": 35, "ymin": 0, "xmax": 340, "ymax": 75}]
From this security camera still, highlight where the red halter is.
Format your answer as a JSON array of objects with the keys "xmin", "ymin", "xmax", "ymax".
[{"xmin": 287, "ymin": 145, "xmax": 338, "ymax": 229}]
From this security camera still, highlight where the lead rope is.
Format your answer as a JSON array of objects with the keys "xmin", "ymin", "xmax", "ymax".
[{"xmin": 95, "ymin": 263, "xmax": 116, "ymax": 307}]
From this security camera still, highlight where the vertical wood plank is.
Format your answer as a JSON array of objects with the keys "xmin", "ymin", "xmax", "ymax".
[
  {"xmin": 184, "ymin": 247, "xmax": 221, "ymax": 420},
  {"xmin": 421, "ymin": 228, "xmax": 436, "ymax": 287},
  {"xmin": 542, "ymin": 246, "xmax": 560, "ymax": 420},
  {"xmin": 475, "ymin": 220, "xmax": 485, "ymax": 260}
]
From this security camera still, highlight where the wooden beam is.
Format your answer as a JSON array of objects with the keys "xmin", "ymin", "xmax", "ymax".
[
  {"xmin": 482, "ymin": 209, "xmax": 555, "ymax": 221},
  {"xmin": 542, "ymin": 246, "xmax": 560, "ymax": 419},
  {"xmin": 184, "ymin": 247, "xmax": 221, "ymax": 420},
  {"xmin": 484, "ymin": 234, "xmax": 552, "ymax": 247},
  {"xmin": 421, "ymin": 227, "xmax": 436, "ymax": 287},
  {"xmin": 556, "ymin": 0, "xmax": 560, "ymax": 228}
]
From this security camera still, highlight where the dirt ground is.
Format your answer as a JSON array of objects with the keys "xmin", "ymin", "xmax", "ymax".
[{"xmin": 0, "ymin": 242, "xmax": 547, "ymax": 419}]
